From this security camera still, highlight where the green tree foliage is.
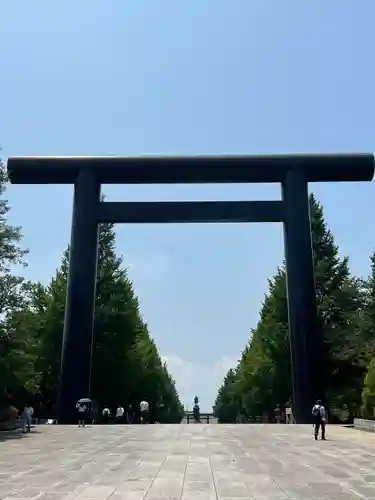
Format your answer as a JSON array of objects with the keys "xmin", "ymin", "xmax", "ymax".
[
  {"xmin": 361, "ymin": 358, "xmax": 375, "ymax": 419},
  {"xmin": 360, "ymin": 252, "xmax": 375, "ymax": 418},
  {"xmin": 362, "ymin": 252, "xmax": 375, "ymax": 344},
  {"xmin": 369, "ymin": 253, "xmax": 375, "ymax": 329},
  {"xmin": 212, "ymin": 368, "xmax": 239, "ymax": 423},
  {"xmin": 0, "ymin": 160, "xmax": 183, "ymax": 420},
  {"xmin": 0, "ymin": 160, "xmax": 39, "ymax": 408},
  {"xmin": 214, "ymin": 195, "xmax": 369, "ymax": 422}
]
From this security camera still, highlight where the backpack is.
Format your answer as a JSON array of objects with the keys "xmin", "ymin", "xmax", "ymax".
[{"xmin": 312, "ymin": 405, "xmax": 321, "ymax": 417}]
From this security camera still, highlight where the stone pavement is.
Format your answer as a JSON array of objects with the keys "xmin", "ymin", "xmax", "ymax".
[{"xmin": 1, "ymin": 424, "xmax": 375, "ymax": 499}]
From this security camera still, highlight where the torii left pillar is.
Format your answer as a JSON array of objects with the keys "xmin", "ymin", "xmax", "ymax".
[{"xmin": 57, "ymin": 169, "xmax": 100, "ymax": 424}]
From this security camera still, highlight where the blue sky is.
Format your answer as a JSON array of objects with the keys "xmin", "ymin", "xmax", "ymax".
[{"xmin": 1, "ymin": 1, "xmax": 374, "ymax": 411}]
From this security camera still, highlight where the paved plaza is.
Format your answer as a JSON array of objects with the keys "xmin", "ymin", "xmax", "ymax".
[{"xmin": 1, "ymin": 424, "xmax": 375, "ymax": 499}]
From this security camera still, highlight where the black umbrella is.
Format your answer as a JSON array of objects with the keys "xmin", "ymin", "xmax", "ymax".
[{"xmin": 78, "ymin": 398, "xmax": 91, "ymax": 404}]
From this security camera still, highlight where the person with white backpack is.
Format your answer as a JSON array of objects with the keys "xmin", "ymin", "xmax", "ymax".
[
  {"xmin": 312, "ymin": 399, "xmax": 326, "ymax": 440},
  {"xmin": 140, "ymin": 399, "xmax": 149, "ymax": 424}
]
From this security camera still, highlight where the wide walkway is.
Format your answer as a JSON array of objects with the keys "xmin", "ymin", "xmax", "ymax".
[{"xmin": 1, "ymin": 424, "xmax": 375, "ymax": 499}]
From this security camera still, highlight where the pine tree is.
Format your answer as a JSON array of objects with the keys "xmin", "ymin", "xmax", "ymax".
[
  {"xmin": 362, "ymin": 252, "xmax": 375, "ymax": 344},
  {"xmin": 360, "ymin": 252, "xmax": 375, "ymax": 418},
  {"xmin": 213, "ymin": 368, "xmax": 239, "ymax": 423},
  {"xmin": 214, "ymin": 194, "xmax": 365, "ymax": 421},
  {"xmin": 17, "ymin": 222, "xmax": 183, "ymax": 419},
  {"xmin": 127, "ymin": 326, "xmax": 184, "ymax": 422},
  {"xmin": 310, "ymin": 196, "xmax": 366, "ymax": 417},
  {"xmin": 369, "ymin": 253, "xmax": 375, "ymax": 330},
  {"xmin": 362, "ymin": 358, "xmax": 375, "ymax": 418},
  {"xmin": 90, "ymin": 223, "xmax": 145, "ymax": 407}
]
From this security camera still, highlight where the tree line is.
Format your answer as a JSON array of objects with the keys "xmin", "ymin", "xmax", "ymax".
[
  {"xmin": 213, "ymin": 194, "xmax": 375, "ymax": 423},
  {"xmin": 0, "ymin": 161, "xmax": 184, "ymax": 423}
]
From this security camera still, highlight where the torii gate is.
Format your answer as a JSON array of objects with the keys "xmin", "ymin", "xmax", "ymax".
[{"xmin": 7, "ymin": 154, "xmax": 374, "ymax": 423}]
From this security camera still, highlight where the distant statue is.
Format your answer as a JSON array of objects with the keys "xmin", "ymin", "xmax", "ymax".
[{"xmin": 193, "ymin": 396, "xmax": 200, "ymax": 423}]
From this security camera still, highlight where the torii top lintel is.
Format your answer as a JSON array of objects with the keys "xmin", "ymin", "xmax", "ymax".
[{"xmin": 6, "ymin": 154, "xmax": 374, "ymax": 184}]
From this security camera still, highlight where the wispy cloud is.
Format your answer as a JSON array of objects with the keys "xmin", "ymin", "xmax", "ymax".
[{"xmin": 162, "ymin": 354, "xmax": 237, "ymax": 411}]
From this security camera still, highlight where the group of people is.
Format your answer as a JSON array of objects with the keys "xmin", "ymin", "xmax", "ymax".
[
  {"xmin": 274, "ymin": 399, "xmax": 327, "ymax": 440},
  {"xmin": 26, "ymin": 396, "xmax": 328, "ymax": 441},
  {"xmin": 76, "ymin": 399, "xmax": 150, "ymax": 427},
  {"xmin": 273, "ymin": 399, "xmax": 295, "ymax": 424}
]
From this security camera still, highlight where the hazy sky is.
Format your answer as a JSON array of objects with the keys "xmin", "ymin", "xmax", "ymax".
[{"xmin": 1, "ymin": 1, "xmax": 374, "ymax": 411}]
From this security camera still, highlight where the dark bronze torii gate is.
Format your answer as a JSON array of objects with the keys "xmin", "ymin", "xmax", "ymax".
[{"xmin": 7, "ymin": 154, "xmax": 374, "ymax": 424}]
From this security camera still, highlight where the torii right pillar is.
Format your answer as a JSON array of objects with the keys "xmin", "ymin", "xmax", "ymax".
[{"xmin": 282, "ymin": 168, "xmax": 322, "ymax": 423}]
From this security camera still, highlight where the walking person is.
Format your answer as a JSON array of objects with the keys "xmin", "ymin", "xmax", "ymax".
[
  {"xmin": 274, "ymin": 404, "xmax": 281, "ymax": 423},
  {"xmin": 102, "ymin": 407, "xmax": 111, "ymax": 424},
  {"xmin": 23, "ymin": 403, "xmax": 34, "ymax": 433},
  {"xmin": 76, "ymin": 402, "xmax": 87, "ymax": 427},
  {"xmin": 285, "ymin": 398, "xmax": 295, "ymax": 424},
  {"xmin": 312, "ymin": 399, "xmax": 326, "ymax": 440},
  {"xmin": 140, "ymin": 399, "xmax": 149, "ymax": 424},
  {"xmin": 126, "ymin": 404, "xmax": 134, "ymax": 424},
  {"xmin": 116, "ymin": 404, "xmax": 124, "ymax": 424}
]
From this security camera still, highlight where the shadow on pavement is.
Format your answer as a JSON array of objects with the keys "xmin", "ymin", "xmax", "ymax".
[{"xmin": 0, "ymin": 427, "xmax": 40, "ymax": 442}]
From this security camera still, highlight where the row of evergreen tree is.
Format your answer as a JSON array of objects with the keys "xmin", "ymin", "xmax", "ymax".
[
  {"xmin": 213, "ymin": 195, "xmax": 375, "ymax": 423},
  {"xmin": 0, "ymin": 161, "xmax": 184, "ymax": 423}
]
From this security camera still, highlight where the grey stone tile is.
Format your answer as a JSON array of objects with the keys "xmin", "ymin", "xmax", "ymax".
[
  {"xmin": 38, "ymin": 495, "xmax": 65, "ymax": 500},
  {"xmin": 49, "ymin": 480, "xmax": 90, "ymax": 495},
  {"xmin": 147, "ymin": 477, "xmax": 183, "ymax": 497},
  {"xmin": 2, "ymin": 488, "xmax": 45, "ymax": 500},
  {"xmin": 115, "ymin": 479, "xmax": 152, "ymax": 493},
  {"xmin": 109, "ymin": 493, "xmax": 146, "ymax": 500},
  {"xmin": 181, "ymin": 493, "xmax": 217, "ymax": 500},
  {"xmin": 74, "ymin": 485, "xmax": 115, "ymax": 499},
  {"xmin": 183, "ymin": 480, "xmax": 215, "ymax": 492},
  {"xmin": 350, "ymin": 484, "xmax": 375, "ymax": 498},
  {"xmin": 215, "ymin": 482, "xmax": 250, "ymax": 498}
]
